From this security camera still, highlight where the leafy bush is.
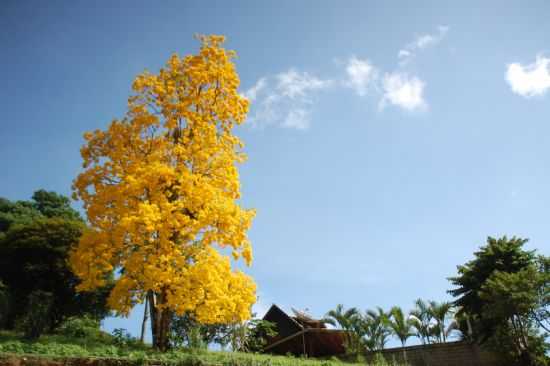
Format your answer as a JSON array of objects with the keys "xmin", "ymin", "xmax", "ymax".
[
  {"xmin": 229, "ymin": 319, "xmax": 277, "ymax": 352},
  {"xmin": 57, "ymin": 316, "xmax": 101, "ymax": 338},
  {"xmin": 0, "ymin": 281, "xmax": 10, "ymax": 328},
  {"xmin": 187, "ymin": 326, "xmax": 208, "ymax": 350},
  {"xmin": 112, "ymin": 328, "xmax": 137, "ymax": 348},
  {"xmin": 170, "ymin": 313, "xmax": 233, "ymax": 349},
  {"xmin": 371, "ymin": 353, "xmax": 389, "ymax": 366},
  {"xmin": 18, "ymin": 290, "xmax": 54, "ymax": 339},
  {"xmin": 0, "ymin": 340, "xmax": 25, "ymax": 354}
]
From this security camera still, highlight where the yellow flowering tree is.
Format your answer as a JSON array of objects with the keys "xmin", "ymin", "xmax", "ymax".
[{"xmin": 70, "ymin": 35, "xmax": 256, "ymax": 350}]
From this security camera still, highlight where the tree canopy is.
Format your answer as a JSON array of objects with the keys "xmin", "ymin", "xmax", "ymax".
[
  {"xmin": 69, "ymin": 35, "xmax": 256, "ymax": 350},
  {"xmin": 448, "ymin": 236, "xmax": 549, "ymax": 365},
  {"xmin": 0, "ymin": 190, "xmax": 110, "ymax": 333}
]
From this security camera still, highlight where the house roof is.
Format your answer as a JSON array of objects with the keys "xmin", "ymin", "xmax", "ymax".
[{"xmin": 261, "ymin": 304, "xmax": 347, "ymax": 357}]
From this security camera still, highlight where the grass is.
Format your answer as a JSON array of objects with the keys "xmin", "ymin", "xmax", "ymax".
[{"xmin": 0, "ymin": 331, "xmax": 403, "ymax": 366}]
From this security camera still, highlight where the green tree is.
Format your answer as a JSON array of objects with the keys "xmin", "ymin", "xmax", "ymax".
[
  {"xmin": 0, "ymin": 198, "xmax": 40, "ymax": 233},
  {"xmin": 388, "ymin": 306, "xmax": 414, "ymax": 363},
  {"xmin": 170, "ymin": 313, "xmax": 233, "ymax": 349},
  {"xmin": 0, "ymin": 191, "xmax": 111, "ymax": 333},
  {"xmin": 531, "ymin": 256, "xmax": 550, "ymax": 334},
  {"xmin": 323, "ymin": 304, "xmax": 362, "ymax": 354},
  {"xmin": 389, "ymin": 306, "xmax": 414, "ymax": 347},
  {"xmin": 364, "ymin": 307, "xmax": 392, "ymax": 351},
  {"xmin": 19, "ymin": 290, "xmax": 54, "ymax": 339},
  {"xmin": 448, "ymin": 236, "xmax": 548, "ymax": 365},
  {"xmin": 31, "ymin": 190, "xmax": 82, "ymax": 221},
  {"xmin": 228, "ymin": 318, "xmax": 277, "ymax": 353},
  {"xmin": 0, "ymin": 281, "xmax": 9, "ymax": 325},
  {"xmin": 0, "ymin": 190, "xmax": 81, "ymax": 233},
  {"xmin": 427, "ymin": 301, "xmax": 454, "ymax": 343},
  {"xmin": 323, "ymin": 304, "xmax": 360, "ymax": 331},
  {"xmin": 409, "ymin": 299, "xmax": 433, "ymax": 344}
]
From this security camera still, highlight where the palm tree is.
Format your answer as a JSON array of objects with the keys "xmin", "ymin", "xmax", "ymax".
[
  {"xmin": 450, "ymin": 309, "xmax": 472, "ymax": 342},
  {"xmin": 409, "ymin": 298, "xmax": 433, "ymax": 344},
  {"xmin": 427, "ymin": 322, "xmax": 443, "ymax": 343},
  {"xmin": 427, "ymin": 301, "xmax": 454, "ymax": 343},
  {"xmin": 347, "ymin": 312, "xmax": 368, "ymax": 356},
  {"xmin": 323, "ymin": 304, "xmax": 361, "ymax": 353},
  {"xmin": 389, "ymin": 306, "xmax": 415, "ymax": 363},
  {"xmin": 389, "ymin": 306, "xmax": 414, "ymax": 347},
  {"xmin": 323, "ymin": 304, "xmax": 360, "ymax": 330},
  {"xmin": 364, "ymin": 307, "xmax": 392, "ymax": 351}
]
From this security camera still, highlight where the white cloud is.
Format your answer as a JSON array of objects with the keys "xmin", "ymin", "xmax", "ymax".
[
  {"xmin": 243, "ymin": 29, "xmax": 447, "ymax": 125},
  {"xmin": 282, "ymin": 108, "xmax": 310, "ymax": 130},
  {"xmin": 276, "ymin": 69, "xmax": 331, "ymax": 99},
  {"xmin": 398, "ymin": 25, "xmax": 449, "ymax": 65},
  {"xmin": 242, "ymin": 77, "xmax": 266, "ymax": 102},
  {"xmin": 506, "ymin": 56, "xmax": 550, "ymax": 97},
  {"xmin": 345, "ymin": 57, "xmax": 378, "ymax": 96},
  {"xmin": 380, "ymin": 72, "xmax": 427, "ymax": 111},
  {"xmin": 243, "ymin": 70, "xmax": 331, "ymax": 130},
  {"xmin": 398, "ymin": 49, "xmax": 411, "ymax": 59}
]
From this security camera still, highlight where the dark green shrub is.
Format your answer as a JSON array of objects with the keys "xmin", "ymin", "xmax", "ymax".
[
  {"xmin": 112, "ymin": 328, "xmax": 136, "ymax": 347},
  {"xmin": 0, "ymin": 340, "xmax": 25, "ymax": 353},
  {"xmin": 0, "ymin": 281, "xmax": 10, "ymax": 327},
  {"xmin": 19, "ymin": 290, "xmax": 53, "ymax": 339},
  {"xmin": 0, "ymin": 191, "xmax": 112, "ymax": 331},
  {"xmin": 57, "ymin": 315, "xmax": 101, "ymax": 338}
]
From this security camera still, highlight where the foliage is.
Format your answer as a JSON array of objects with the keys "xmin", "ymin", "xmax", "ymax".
[
  {"xmin": 323, "ymin": 302, "xmax": 453, "ymax": 355},
  {"xmin": 426, "ymin": 301, "xmax": 455, "ymax": 343},
  {"xmin": 323, "ymin": 304, "xmax": 363, "ymax": 355},
  {"xmin": 170, "ymin": 313, "xmax": 232, "ymax": 349},
  {"xmin": 408, "ymin": 299, "xmax": 432, "ymax": 344},
  {"xmin": 30, "ymin": 190, "xmax": 82, "ymax": 221},
  {"xmin": 388, "ymin": 306, "xmax": 414, "ymax": 347},
  {"xmin": 0, "ymin": 331, "xmax": 395, "ymax": 366},
  {"xmin": 0, "ymin": 198, "xmax": 40, "ymax": 233},
  {"xmin": 0, "ymin": 281, "xmax": 9, "ymax": 325},
  {"xmin": 448, "ymin": 236, "xmax": 549, "ymax": 365},
  {"xmin": 69, "ymin": 34, "xmax": 256, "ymax": 351},
  {"xmin": 323, "ymin": 300, "xmax": 459, "ymax": 357},
  {"xmin": 480, "ymin": 255, "xmax": 549, "ymax": 335},
  {"xmin": 56, "ymin": 316, "xmax": 101, "ymax": 339},
  {"xmin": 248, "ymin": 319, "xmax": 278, "ymax": 352},
  {"xmin": 0, "ymin": 191, "xmax": 111, "ymax": 331},
  {"xmin": 323, "ymin": 305, "xmax": 396, "ymax": 357},
  {"xmin": 407, "ymin": 298, "xmax": 457, "ymax": 345},
  {"xmin": 532, "ymin": 256, "xmax": 550, "ymax": 333},
  {"xmin": 0, "ymin": 189, "xmax": 81, "ymax": 233},
  {"xmin": 112, "ymin": 328, "xmax": 139, "ymax": 348},
  {"xmin": 370, "ymin": 353, "xmax": 390, "ymax": 366},
  {"xmin": 230, "ymin": 318, "xmax": 277, "ymax": 353},
  {"xmin": 449, "ymin": 236, "xmax": 535, "ymax": 337},
  {"xmin": 363, "ymin": 308, "xmax": 392, "ymax": 352},
  {"xmin": 323, "ymin": 304, "xmax": 360, "ymax": 332},
  {"xmin": 18, "ymin": 290, "xmax": 54, "ymax": 339}
]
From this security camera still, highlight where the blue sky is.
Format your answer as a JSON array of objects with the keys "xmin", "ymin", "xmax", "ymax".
[{"xmin": 2, "ymin": 0, "xmax": 550, "ymax": 346}]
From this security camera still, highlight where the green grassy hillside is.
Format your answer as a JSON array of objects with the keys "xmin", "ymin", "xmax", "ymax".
[{"xmin": 0, "ymin": 332, "xmax": 400, "ymax": 366}]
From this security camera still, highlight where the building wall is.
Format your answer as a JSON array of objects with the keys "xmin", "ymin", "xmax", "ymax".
[{"xmin": 364, "ymin": 341, "xmax": 502, "ymax": 366}]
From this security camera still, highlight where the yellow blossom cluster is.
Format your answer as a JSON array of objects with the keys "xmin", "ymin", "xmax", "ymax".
[{"xmin": 70, "ymin": 35, "xmax": 256, "ymax": 324}]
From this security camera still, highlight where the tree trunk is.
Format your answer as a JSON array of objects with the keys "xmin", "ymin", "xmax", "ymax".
[
  {"xmin": 140, "ymin": 296, "xmax": 149, "ymax": 343},
  {"xmin": 147, "ymin": 291, "xmax": 157, "ymax": 347},
  {"xmin": 149, "ymin": 290, "xmax": 173, "ymax": 351}
]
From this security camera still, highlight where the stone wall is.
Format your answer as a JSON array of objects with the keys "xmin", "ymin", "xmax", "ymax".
[{"xmin": 364, "ymin": 341, "xmax": 502, "ymax": 366}]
